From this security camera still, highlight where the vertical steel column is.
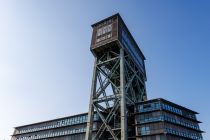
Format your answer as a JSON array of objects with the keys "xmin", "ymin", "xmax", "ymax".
[
  {"xmin": 120, "ymin": 48, "xmax": 127, "ymax": 140},
  {"xmin": 85, "ymin": 58, "xmax": 98, "ymax": 140}
]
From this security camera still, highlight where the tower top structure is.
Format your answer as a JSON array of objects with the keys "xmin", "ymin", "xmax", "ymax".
[{"xmin": 90, "ymin": 13, "xmax": 146, "ymax": 77}]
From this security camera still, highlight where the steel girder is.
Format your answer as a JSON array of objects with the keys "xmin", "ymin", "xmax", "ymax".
[{"xmin": 85, "ymin": 48, "xmax": 147, "ymax": 140}]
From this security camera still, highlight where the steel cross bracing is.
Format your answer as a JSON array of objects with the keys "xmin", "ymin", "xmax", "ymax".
[{"xmin": 85, "ymin": 48, "xmax": 147, "ymax": 140}]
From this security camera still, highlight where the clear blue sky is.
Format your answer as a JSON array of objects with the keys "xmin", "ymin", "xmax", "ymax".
[{"xmin": 0, "ymin": 0, "xmax": 209, "ymax": 139}]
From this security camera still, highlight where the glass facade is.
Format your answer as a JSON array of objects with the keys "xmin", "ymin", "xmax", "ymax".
[
  {"xmin": 136, "ymin": 99, "xmax": 197, "ymax": 121},
  {"xmin": 12, "ymin": 114, "xmax": 100, "ymax": 140},
  {"xmin": 137, "ymin": 135, "xmax": 166, "ymax": 140},
  {"xmin": 136, "ymin": 111, "xmax": 164, "ymax": 124},
  {"xmin": 165, "ymin": 123, "xmax": 203, "ymax": 140},
  {"xmin": 16, "ymin": 127, "xmax": 88, "ymax": 140},
  {"xmin": 136, "ymin": 102, "xmax": 161, "ymax": 113},
  {"xmin": 121, "ymin": 28, "xmax": 145, "ymax": 73},
  {"xmin": 136, "ymin": 111, "xmax": 200, "ymax": 131},
  {"xmin": 16, "ymin": 114, "xmax": 99, "ymax": 135},
  {"xmin": 135, "ymin": 99, "xmax": 203, "ymax": 140},
  {"xmin": 137, "ymin": 122, "xmax": 164, "ymax": 136},
  {"xmin": 137, "ymin": 122, "xmax": 202, "ymax": 140}
]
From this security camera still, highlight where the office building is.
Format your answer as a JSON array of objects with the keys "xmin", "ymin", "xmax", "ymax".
[
  {"xmin": 135, "ymin": 98, "xmax": 203, "ymax": 140},
  {"xmin": 11, "ymin": 99, "xmax": 203, "ymax": 140}
]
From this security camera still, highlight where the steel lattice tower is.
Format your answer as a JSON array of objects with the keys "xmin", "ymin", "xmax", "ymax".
[{"xmin": 85, "ymin": 14, "xmax": 147, "ymax": 140}]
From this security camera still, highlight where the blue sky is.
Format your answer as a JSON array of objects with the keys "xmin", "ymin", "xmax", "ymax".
[{"xmin": 0, "ymin": 0, "xmax": 209, "ymax": 139}]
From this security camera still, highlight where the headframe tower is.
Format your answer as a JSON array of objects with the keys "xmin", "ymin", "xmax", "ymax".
[{"xmin": 85, "ymin": 14, "xmax": 147, "ymax": 140}]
